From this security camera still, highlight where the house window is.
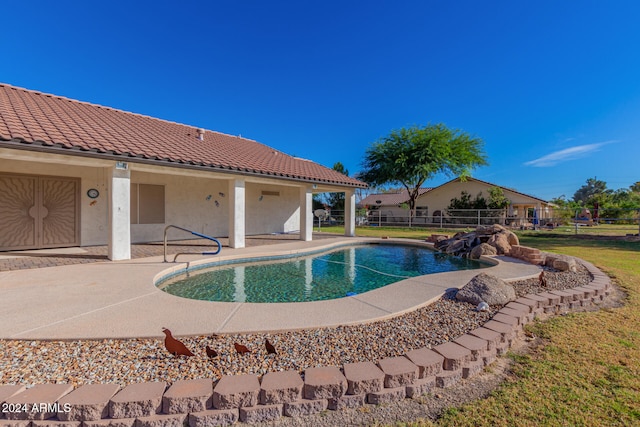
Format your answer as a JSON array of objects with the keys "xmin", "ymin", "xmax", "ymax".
[
  {"xmin": 416, "ymin": 206, "xmax": 428, "ymax": 217},
  {"xmin": 131, "ymin": 183, "xmax": 165, "ymax": 224}
]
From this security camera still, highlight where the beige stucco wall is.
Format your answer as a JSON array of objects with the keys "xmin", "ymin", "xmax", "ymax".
[
  {"xmin": 0, "ymin": 149, "xmax": 313, "ymax": 247},
  {"xmin": 416, "ymin": 179, "xmax": 549, "ymax": 215},
  {"xmin": 129, "ymin": 170, "xmax": 229, "ymax": 243},
  {"xmin": 0, "ymin": 153, "xmax": 110, "ymax": 246},
  {"xmin": 245, "ymin": 183, "xmax": 300, "ymax": 235}
]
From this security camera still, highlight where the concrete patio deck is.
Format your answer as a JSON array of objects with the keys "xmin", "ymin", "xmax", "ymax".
[{"xmin": 0, "ymin": 236, "xmax": 542, "ymax": 340}]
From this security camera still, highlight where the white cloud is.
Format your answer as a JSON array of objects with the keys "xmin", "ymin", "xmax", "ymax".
[{"xmin": 524, "ymin": 141, "xmax": 614, "ymax": 167}]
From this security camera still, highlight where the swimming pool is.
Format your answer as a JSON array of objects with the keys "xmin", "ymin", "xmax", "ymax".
[{"xmin": 158, "ymin": 243, "xmax": 489, "ymax": 303}]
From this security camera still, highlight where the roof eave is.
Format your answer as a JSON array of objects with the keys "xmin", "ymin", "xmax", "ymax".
[{"xmin": 0, "ymin": 140, "xmax": 367, "ymax": 188}]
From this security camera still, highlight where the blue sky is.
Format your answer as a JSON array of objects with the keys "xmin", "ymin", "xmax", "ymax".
[{"xmin": 3, "ymin": 1, "xmax": 639, "ymax": 201}]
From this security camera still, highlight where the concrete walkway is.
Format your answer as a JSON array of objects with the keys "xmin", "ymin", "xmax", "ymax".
[{"xmin": 0, "ymin": 237, "xmax": 541, "ymax": 340}]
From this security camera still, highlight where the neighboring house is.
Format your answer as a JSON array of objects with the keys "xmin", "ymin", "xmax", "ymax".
[
  {"xmin": 359, "ymin": 188, "xmax": 433, "ymax": 224},
  {"xmin": 0, "ymin": 83, "xmax": 366, "ymax": 259},
  {"xmin": 360, "ymin": 177, "xmax": 553, "ymax": 226}
]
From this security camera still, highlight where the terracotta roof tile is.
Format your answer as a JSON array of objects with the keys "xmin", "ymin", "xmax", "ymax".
[
  {"xmin": 360, "ymin": 188, "xmax": 432, "ymax": 206},
  {"xmin": 0, "ymin": 83, "xmax": 365, "ymax": 188}
]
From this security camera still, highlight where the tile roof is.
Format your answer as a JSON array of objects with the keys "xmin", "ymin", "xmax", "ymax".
[
  {"xmin": 360, "ymin": 188, "xmax": 432, "ymax": 207},
  {"xmin": 0, "ymin": 83, "xmax": 365, "ymax": 188}
]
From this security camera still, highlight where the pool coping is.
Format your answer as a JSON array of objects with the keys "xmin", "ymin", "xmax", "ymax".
[{"xmin": 0, "ymin": 237, "xmax": 542, "ymax": 340}]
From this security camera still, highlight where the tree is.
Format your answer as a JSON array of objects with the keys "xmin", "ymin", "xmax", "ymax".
[
  {"xmin": 572, "ymin": 177, "xmax": 610, "ymax": 204},
  {"xmin": 487, "ymin": 186, "xmax": 510, "ymax": 209},
  {"xmin": 360, "ymin": 123, "xmax": 488, "ymax": 222},
  {"xmin": 325, "ymin": 162, "xmax": 349, "ymax": 211}
]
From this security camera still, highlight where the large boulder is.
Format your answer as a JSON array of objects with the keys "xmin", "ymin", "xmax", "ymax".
[
  {"xmin": 545, "ymin": 254, "xmax": 577, "ymax": 272},
  {"xmin": 504, "ymin": 230, "xmax": 519, "ymax": 246},
  {"xmin": 476, "ymin": 224, "xmax": 506, "ymax": 235},
  {"xmin": 456, "ymin": 273, "xmax": 516, "ymax": 306},
  {"xmin": 434, "ymin": 225, "xmax": 518, "ymax": 258},
  {"xmin": 487, "ymin": 232, "xmax": 511, "ymax": 255},
  {"xmin": 469, "ymin": 243, "xmax": 497, "ymax": 260}
]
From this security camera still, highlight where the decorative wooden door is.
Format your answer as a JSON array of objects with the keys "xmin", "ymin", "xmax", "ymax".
[{"xmin": 0, "ymin": 173, "xmax": 79, "ymax": 251}]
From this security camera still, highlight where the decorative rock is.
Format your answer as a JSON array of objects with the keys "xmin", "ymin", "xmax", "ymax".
[
  {"xmin": 469, "ymin": 243, "xmax": 497, "ymax": 259},
  {"xmin": 109, "ymin": 382, "xmax": 165, "ymax": 419},
  {"xmin": 162, "ymin": 379, "xmax": 212, "ymax": 414},
  {"xmin": 545, "ymin": 254, "xmax": 577, "ymax": 272},
  {"xmin": 477, "ymin": 301, "xmax": 490, "ymax": 312},
  {"xmin": 505, "ymin": 230, "xmax": 519, "ymax": 246},
  {"xmin": 303, "ymin": 367, "xmax": 347, "ymax": 400},
  {"xmin": 57, "ymin": 383, "xmax": 120, "ymax": 421},
  {"xmin": 487, "ymin": 232, "xmax": 511, "ymax": 255},
  {"xmin": 553, "ymin": 258, "xmax": 577, "ymax": 272},
  {"xmin": 476, "ymin": 224, "xmax": 504, "ymax": 235},
  {"xmin": 212, "ymin": 374, "xmax": 259, "ymax": 409},
  {"xmin": 259, "ymin": 371, "xmax": 303, "ymax": 404},
  {"xmin": 456, "ymin": 273, "xmax": 516, "ymax": 306},
  {"xmin": 426, "ymin": 234, "xmax": 449, "ymax": 243},
  {"xmin": 342, "ymin": 361, "xmax": 384, "ymax": 395}
]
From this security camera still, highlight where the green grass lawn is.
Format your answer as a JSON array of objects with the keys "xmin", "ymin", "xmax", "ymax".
[{"xmin": 324, "ymin": 226, "xmax": 640, "ymax": 426}]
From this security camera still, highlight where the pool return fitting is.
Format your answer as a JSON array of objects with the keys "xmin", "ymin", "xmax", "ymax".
[{"xmin": 163, "ymin": 225, "xmax": 222, "ymax": 262}]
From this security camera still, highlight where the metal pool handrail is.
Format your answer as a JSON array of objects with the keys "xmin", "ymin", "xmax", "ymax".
[{"xmin": 163, "ymin": 225, "xmax": 222, "ymax": 262}]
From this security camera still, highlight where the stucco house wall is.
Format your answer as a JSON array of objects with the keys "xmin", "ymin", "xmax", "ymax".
[
  {"xmin": 0, "ymin": 149, "xmax": 109, "ymax": 246},
  {"xmin": 0, "ymin": 150, "xmax": 309, "ymax": 246}
]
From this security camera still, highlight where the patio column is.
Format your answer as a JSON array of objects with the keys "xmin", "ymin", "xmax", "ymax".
[
  {"xmin": 300, "ymin": 186, "xmax": 313, "ymax": 241},
  {"xmin": 228, "ymin": 179, "xmax": 245, "ymax": 248},
  {"xmin": 107, "ymin": 163, "xmax": 131, "ymax": 260},
  {"xmin": 344, "ymin": 189, "xmax": 356, "ymax": 237}
]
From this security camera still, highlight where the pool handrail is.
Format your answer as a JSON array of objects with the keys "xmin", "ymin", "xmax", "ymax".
[{"xmin": 163, "ymin": 225, "xmax": 222, "ymax": 262}]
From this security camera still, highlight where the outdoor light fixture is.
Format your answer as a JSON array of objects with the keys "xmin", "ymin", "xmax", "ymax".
[{"xmin": 115, "ymin": 161, "xmax": 128, "ymax": 170}]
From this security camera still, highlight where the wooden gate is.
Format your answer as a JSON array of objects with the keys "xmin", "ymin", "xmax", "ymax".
[{"xmin": 0, "ymin": 173, "xmax": 80, "ymax": 251}]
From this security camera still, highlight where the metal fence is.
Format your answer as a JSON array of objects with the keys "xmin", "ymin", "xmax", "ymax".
[{"xmin": 318, "ymin": 208, "xmax": 640, "ymax": 237}]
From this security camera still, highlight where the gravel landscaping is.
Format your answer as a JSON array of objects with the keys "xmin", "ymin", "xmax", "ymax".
[{"xmin": 0, "ymin": 265, "xmax": 591, "ymax": 390}]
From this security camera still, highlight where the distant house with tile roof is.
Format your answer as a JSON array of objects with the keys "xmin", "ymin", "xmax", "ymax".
[
  {"xmin": 360, "ymin": 178, "xmax": 553, "ymax": 226},
  {"xmin": 0, "ymin": 83, "xmax": 365, "ymax": 259}
]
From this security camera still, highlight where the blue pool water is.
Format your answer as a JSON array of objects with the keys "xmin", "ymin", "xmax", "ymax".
[{"xmin": 158, "ymin": 244, "xmax": 488, "ymax": 303}]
